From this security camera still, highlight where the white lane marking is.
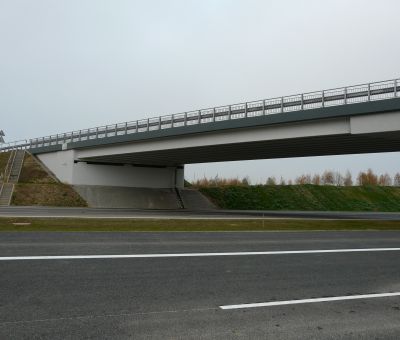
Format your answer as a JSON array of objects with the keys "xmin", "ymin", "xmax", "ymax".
[
  {"xmin": 1, "ymin": 248, "xmax": 400, "ymax": 261},
  {"xmin": 220, "ymin": 292, "xmax": 400, "ymax": 310}
]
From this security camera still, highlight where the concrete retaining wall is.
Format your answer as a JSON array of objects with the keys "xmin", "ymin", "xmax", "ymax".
[{"xmin": 74, "ymin": 185, "xmax": 182, "ymax": 209}]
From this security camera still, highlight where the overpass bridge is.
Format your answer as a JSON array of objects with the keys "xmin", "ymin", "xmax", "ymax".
[{"xmin": 1, "ymin": 78, "xmax": 400, "ymax": 207}]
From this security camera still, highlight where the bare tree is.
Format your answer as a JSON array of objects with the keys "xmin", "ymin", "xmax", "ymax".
[
  {"xmin": 295, "ymin": 174, "xmax": 312, "ymax": 185},
  {"xmin": 334, "ymin": 172, "xmax": 344, "ymax": 186},
  {"xmin": 378, "ymin": 173, "xmax": 392, "ymax": 186},
  {"xmin": 394, "ymin": 173, "xmax": 400, "ymax": 186},
  {"xmin": 312, "ymin": 174, "xmax": 321, "ymax": 185},
  {"xmin": 321, "ymin": 170, "xmax": 334, "ymax": 185},
  {"xmin": 343, "ymin": 170, "xmax": 353, "ymax": 186},
  {"xmin": 357, "ymin": 169, "xmax": 378, "ymax": 186}
]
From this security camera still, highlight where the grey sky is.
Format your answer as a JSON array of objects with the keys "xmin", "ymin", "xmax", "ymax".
[{"xmin": 1, "ymin": 0, "xmax": 399, "ymax": 182}]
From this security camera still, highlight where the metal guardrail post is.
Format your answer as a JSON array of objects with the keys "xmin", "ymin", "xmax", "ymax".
[
  {"xmin": 115, "ymin": 124, "xmax": 118, "ymax": 136},
  {"xmin": 136, "ymin": 120, "xmax": 138, "ymax": 132},
  {"xmin": 198, "ymin": 110, "xmax": 201, "ymax": 124},
  {"xmin": 321, "ymin": 91, "xmax": 325, "ymax": 108},
  {"xmin": 184, "ymin": 112, "xmax": 187, "ymax": 126},
  {"xmin": 395, "ymin": 79, "xmax": 398, "ymax": 98},
  {"xmin": 344, "ymin": 88, "xmax": 347, "ymax": 104},
  {"xmin": 158, "ymin": 116, "xmax": 161, "ymax": 130},
  {"xmin": 281, "ymin": 97, "xmax": 284, "ymax": 113},
  {"xmin": 368, "ymin": 83, "xmax": 371, "ymax": 101},
  {"xmin": 125, "ymin": 122, "xmax": 128, "ymax": 134},
  {"xmin": 213, "ymin": 108, "xmax": 216, "ymax": 122},
  {"xmin": 228, "ymin": 106, "xmax": 231, "ymax": 120},
  {"xmin": 262, "ymin": 100, "xmax": 265, "ymax": 115},
  {"xmin": 244, "ymin": 103, "xmax": 248, "ymax": 118},
  {"xmin": 301, "ymin": 94, "xmax": 304, "ymax": 110}
]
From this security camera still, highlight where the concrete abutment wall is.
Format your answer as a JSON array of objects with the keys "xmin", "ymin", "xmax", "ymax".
[
  {"xmin": 37, "ymin": 150, "xmax": 184, "ymax": 189},
  {"xmin": 36, "ymin": 150, "xmax": 190, "ymax": 209}
]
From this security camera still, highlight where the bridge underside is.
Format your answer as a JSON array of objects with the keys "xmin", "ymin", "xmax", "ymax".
[{"xmin": 77, "ymin": 131, "xmax": 400, "ymax": 166}]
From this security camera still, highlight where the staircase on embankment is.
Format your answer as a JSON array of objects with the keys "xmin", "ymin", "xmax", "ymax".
[{"xmin": 0, "ymin": 150, "xmax": 25, "ymax": 206}]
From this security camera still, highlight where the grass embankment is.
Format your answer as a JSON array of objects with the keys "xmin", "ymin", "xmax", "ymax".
[
  {"xmin": 11, "ymin": 154, "xmax": 87, "ymax": 207},
  {"xmin": 1, "ymin": 217, "xmax": 400, "ymax": 232},
  {"xmin": 0, "ymin": 151, "xmax": 10, "ymax": 176},
  {"xmin": 199, "ymin": 185, "xmax": 400, "ymax": 212}
]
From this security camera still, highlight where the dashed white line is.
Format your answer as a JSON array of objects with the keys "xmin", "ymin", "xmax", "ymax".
[
  {"xmin": 1, "ymin": 247, "xmax": 400, "ymax": 261},
  {"xmin": 220, "ymin": 292, "xmax": 400, "ymax": 310}
]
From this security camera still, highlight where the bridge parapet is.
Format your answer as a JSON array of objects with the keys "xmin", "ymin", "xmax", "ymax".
[{"xmin": 1, "ymin": 78, "xmax": 399, "ymax": 153}]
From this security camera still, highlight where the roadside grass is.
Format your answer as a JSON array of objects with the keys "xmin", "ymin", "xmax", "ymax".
[
  {"xmin": 199, "ymin": 185, "xmax": 400, "ymax": 212},
  {"xmin": 1, "ymin": 217, "xmax": 400, "ymax": 232},
  {"xmin": 0, "ymin": 152, "xmax": 10, "ymax": 176}
]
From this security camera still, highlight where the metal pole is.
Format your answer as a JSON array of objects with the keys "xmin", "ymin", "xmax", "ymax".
[
  {"xmin": 78, "ymin": 130, "xmax": 81, "ymax": 141},
  {"xmin": 158, "ymin": 116, "xmax": 161, "ymax": 130},
  {"xmin": 228, "ymin": 106, "xmax": 231, "ymax": 120},
  {"xmin": 184, "ymin": 112, "xmax": 187, "ymax": 126},
  {"xmin": 244, "ymin": 103, "xmax": 248, "ymax": 118},
  {"xmin": 344, "ymin": 88, "xmax": 347, "ymax": 105},
  {"xmin": 301, "ymin": 94, "xmax": 304, "ymax": 110},
  {"xmin": 321, "ymin": 91, "xmax": 325, "ymax": 108},
  {"xmin": 281, "ymin": 97, "xmax": 284, "ymax": 113},
  {"xmin": 198, "ymin": 110, "xmax": 201, "ymax": 124},
  {"xmin": 213, "ymin": 108, "xmax": 216, "ymax": 122},
  {"xmin": 125, "ymin": 122, "xmax": 128, "ymax": 134},
  {"xmin": 395, "ymin": 79, "xmax": 398, "ymax": 98},
  {"xmin": 115, "ymin": 124, "xmax": 118, "ymax": 136},
  {"xmin": 147, "ymin": 118, "xmax": 150, "ymax": 131},
  {"xmin": 368, "ymin": 83, "xmax": 371, "ymax": 101},
  {"xmin": 262, "ymin": 100, "xmax": 265, "ymax": 115}
]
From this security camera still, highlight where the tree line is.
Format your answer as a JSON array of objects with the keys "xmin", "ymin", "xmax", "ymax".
[{"xmin": 191, "ymin": 169, "xmax": 400, "ymax": 187}]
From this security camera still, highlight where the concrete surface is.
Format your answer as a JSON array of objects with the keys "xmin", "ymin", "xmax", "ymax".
[
  {"xmin": 1, "ymin": 231, "xmax": 400, "ymax": 339},
  {"xmin": 38, "ymin": 150, "xmax": 184, "ymax": 188},
  {"xmin": 74, "ymin": 185, "xmax": 182, "ymax": 209},
  {"xmin": 179, "ymin": 189, "xmax": 217, "ymax": 210},
  {"xmin": 1, "ymin": 206, "xmax": 400, "ymax": 220}
]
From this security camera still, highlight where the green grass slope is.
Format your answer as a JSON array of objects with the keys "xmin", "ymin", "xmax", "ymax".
[
  {"xmin": 11, "ymin": 153, "xmax": 87, "ymax": 207},
  {"xmin": 199, "ymin": 185, "xmax": 400, "ymax": 212},
  {"xmin": 0, "ymin": 152, "xmax": 10, "ymax": 179}
]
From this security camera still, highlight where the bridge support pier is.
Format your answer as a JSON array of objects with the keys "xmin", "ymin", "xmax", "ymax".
[
  {"xmin": 37, "ymin": 150, "xmax": 184, "ymax": 189},
  {"xmin": 36, "ymin": 150, "xmax": 186, "ymax": 209}
]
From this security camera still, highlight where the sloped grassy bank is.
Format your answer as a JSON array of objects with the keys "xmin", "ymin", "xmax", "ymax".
[
  {"xmin": 199, "ymin": 185, "xmax": 400, "ymax": 211},
  {"xmin": 11, "ymin": 153, "xmax": 87, "ymax": 207}
]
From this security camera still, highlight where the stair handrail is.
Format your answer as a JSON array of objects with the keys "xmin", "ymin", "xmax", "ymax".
[
  {"xmin": 13, "ymin": 150, "xmax": 25, "ymax": 184},
  {"xmin": 3, "ymin": 150, "xmax": 15, "ymax": 183}
]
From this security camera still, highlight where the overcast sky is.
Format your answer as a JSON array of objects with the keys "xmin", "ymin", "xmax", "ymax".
[{"xmin": 1, "ymin": 0, "xmax": 399, "ymax": 182}]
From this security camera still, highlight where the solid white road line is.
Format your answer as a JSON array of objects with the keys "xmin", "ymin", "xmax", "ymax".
[
  {"xmin": 220, "ymin": 292, "xmax": 400, "ymax": 310},
  {"xmin": 1, "ymin": 247, "xmax": 400, "ymax": 261}
]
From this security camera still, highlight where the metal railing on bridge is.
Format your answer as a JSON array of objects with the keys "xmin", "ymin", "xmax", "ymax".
[{"xmin": 1, "ymin": 78, "xmax": 399, "ymax": 152}]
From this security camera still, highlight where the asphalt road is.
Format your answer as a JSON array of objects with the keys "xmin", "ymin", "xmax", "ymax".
[
  {"xmin": 1, "ymin": 231, "xmax": 400, "ymax": 339},
  {"xmin": 1, "ymin": 206, "xmax": 400, "ymax": 220}
]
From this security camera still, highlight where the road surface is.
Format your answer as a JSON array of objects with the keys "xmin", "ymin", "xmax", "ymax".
[
  {"xmin": 1, "ymin": 206, "xmax": 400, "ymax": 220},
  {"xmin": 1, "ymin": 231, "xmax": 400, "ymax": 339}
]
